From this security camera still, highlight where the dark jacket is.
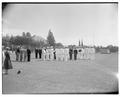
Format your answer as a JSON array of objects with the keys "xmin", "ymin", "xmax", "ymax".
[
  {"xmin": 74, "ymin": 49, "xmax": 78, "ymax": 54},
  {"xmin": 69, "ymin": 48, "xmax": 73, "ymax": 54},
  {"xmin": 27, "ymin": 49, "xmax": 31, "ymax": 55}
]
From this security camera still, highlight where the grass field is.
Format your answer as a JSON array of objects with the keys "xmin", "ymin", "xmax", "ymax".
[{"xmin": 2, "ymin": 53, "xmax": 118, "ymax": 94}]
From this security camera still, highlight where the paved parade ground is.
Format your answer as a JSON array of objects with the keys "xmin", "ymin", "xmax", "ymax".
[{"xmin": 2, "ymin": 53, "xmax": 118, "ymax": 94}]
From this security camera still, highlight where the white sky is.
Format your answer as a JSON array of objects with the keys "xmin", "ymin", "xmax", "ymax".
[{"xmin": 2, "ymin": 3, "xmax": 118, "ymax": 46}]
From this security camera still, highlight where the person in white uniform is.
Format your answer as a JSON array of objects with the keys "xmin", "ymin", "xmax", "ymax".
[
  {"xmin": 42, "ymin": 48, "xmax": 46, "ymax": 61},
  {"xmin": 23, "ymin": 48, "xmax": 27, "ymax": 61},
  {"xmin": 81, "ymin": 48, "xmax": 84, "ymax": 59},
  {"xmin": 59, "ymin": 48, "xmax": 63, "ymax": 61},
  {"xmin": 91, "ymin": 47, "xmax": 95, "ymax": 60},
  {"xmin": 77, "ymin": 48, "xmax": 81, "ymax": 60},
  {"xmin": 56, "ymin": 48, "xmax": 59, "ymax": 61},
  {"xmin": 64, "ymin": 48, "xmax": 69, "ymax": 61},
  {"xmin": 50, "ymin": 47, "xmax": 54, "ymax": 61},
  {"xmin": 46, "ymin": 48, "xmax": 50, "ymax": 61},
  {"xmin": 86, "ymin": 48, "xmax": 89, "ymax": 59}
]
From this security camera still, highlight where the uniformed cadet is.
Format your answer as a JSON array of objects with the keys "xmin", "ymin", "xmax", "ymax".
[
  {"xmin": 74, "ymin": 48, "xmax": 78, "ymax": 60},
  {"xmin": 69, "ymin": 48, "xmax": 73, "ymax": 60},
  {"xmin": 20, "ymin": 47, "xmax": 24, "ymax": 61},
  {"xmin": 77, "ymin": 48, "xmax": 81, "ymax": 60},
  {"xmin": 35, "ymin": 48, "xmax": 38, "ymax": 59},
  {"xmin": 59, "ymin": 48, "xmax": 62, "ymax": 61},
  {"xmin": 42, "ymin": 48, "xmax": 46, "ymax": 61},
  {"xmin": 38, "ymin": 48, "xmax": 42, "ymax": 59},
  {"xmin": 47, "ymin": 48, "xmax": 50, "ymax": 60},
  {"xmin": 58, "ymin": 48, "xmax": 62, "ymax": 61},
  {"xmin": 64, "ymin": 48, "xmax": 69, "ymax": 61},
  {"xmin": 23, "ymin": 48, "xmax": 27, "ymax": 61},
  {"xmin": 80, "ymin": 48, "xmax": 84, "ymax": 59},
  {"xmin": 49, "ymin": 48, "xmax": 51, "ymax": 60},
  {"xmin": 62, "ymin": 48, "xmax": 65, "ymax": 61},
  {"xmin": 53, "ymin": 48, "xmax": 56, "ymax": 60},
  {"xmin": 56, "ymin": 48, "xmax": 60, "ymax": 61},
  {"xmin": 87, "ymin": 48, "xmax": 90, "ymax": 59},
  {"xmin": 49, "ymin": 48, "xmax": 52, "ymax": 60},
  {"xmin": 15, "ymin": 47, "xmax": 20, "ymax": 61},
  {"xmin": 58, "ymin": 48, "xmax": 61, "ymax": 61},
  {"xmin": 62, "ymin": 48, "xmax": 66, "ymax": 61},
  {"xmin": 48, "ymin": 48, "xmax": 53, "ymax": 61},
  {"xmin": 86, "ymin": 47, "xmax": 89, "ymax": 60},
  {"xmin": 51, "ymin": 48, "xmax": 54, "ymax": 61},
  {"xmin": 55, "ymin": 48, "xmax": 58, "ymax": 61},
  {"xmin": 86, "ymin": 48, "xmax": 89, "ymax": 59},
  {"xmin": 91, "ymin": 47, "xmax": 95, "ymax": 60},
  {"xmin": 83, "ymin": 48, "xmax": 86, "ymax": 59},
  {"xmin": 46, "ymin": 48, "xmax": 49, "ymax": 61},
  {"xmin": 27, "ymin": 47, "xmax": 31, "ymax": 62}
]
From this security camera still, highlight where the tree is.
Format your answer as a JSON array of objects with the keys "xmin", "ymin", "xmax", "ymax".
[
  {"xmin": 9, "ymin": 35, "xmax": 15, "ymax": 44},
  {"xmin": 47, "ymin": 29, "xmax": 55, "ymax": 46},
  {"xmin": 22, "ymin": 32, "xmax": 26, "ymax": 37},
  {"xmin": 107, "ymin": 45, "xmax": 118, "ymax": 52},
  {"xmin": 55, "ymin": 43, "xmax": 64, "ymax": 48},
  {"xmin": 26, "ymin": 32, "xmax": 31, "ymax": 38},
  {"xmin": 2, "ymin": 35, "xmax": 10, "ymax": 46}
]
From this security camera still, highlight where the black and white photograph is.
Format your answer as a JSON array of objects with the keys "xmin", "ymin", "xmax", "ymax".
[{"xmin": 2, "ymin": 2, "xmax": 119, "ymax": 94}]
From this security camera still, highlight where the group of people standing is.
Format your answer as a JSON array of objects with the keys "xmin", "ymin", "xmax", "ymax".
[
  {"xmin": 35, "ymin": 47, "xmax": 56, "ymax": 61},
  {"xmin": 2, "ymin": 46, "xmax": 32, "ymax": 75},
  {"xmin": 41, "ymin": 47, "xmax": 69, "ymax": 61},
  {"xmin": 2, "ymin": 45, "xmax": 95, "ymax": 75},
  {"xmin": 34, "ymin": 47, "xmax": 95, "ymax": 61},
  {"xmin": 69, "ymin": 47, "xmax": 95, "ymax": 60},
  {"xmin": 15, "ymin": 47, "xmax": 31, "ymax": 62},
  {"xmin": 35, "ymin": 48, "xmax": 42, "ymax": 59}
]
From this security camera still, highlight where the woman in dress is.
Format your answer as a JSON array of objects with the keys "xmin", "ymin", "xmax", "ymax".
[{"xmin": 3, "ymin": 47, "xmax": 12, "ymax": 75}]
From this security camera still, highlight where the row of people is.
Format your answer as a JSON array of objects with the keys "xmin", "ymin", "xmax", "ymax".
[
  {"xmin": 34, "ymin": 47, "xmax": 95, "ymax": 61},
  {"xmin": 76, "ymin": 47, "xmax": 95, "ymax": 60},
  {"xmin": 2, "ymin": 46, "xmax": 95, "ymax": 75},
  {"xmin": 15, "ymin": 47, "xmax": 31, "ymax": 62},
  {"xmin": 35, "ymin": 48, "xmax": 42, "ymax": 59},
  {"xmin": 41, "ymin": 48, "xmax": 69, "ymax": 61}
]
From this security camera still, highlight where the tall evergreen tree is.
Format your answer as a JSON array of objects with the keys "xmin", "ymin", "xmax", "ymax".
[{"xmin": 47, "ymin": 29, "xmax": 55, "ymax": 46}]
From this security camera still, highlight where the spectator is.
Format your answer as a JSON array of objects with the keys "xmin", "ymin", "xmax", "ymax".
[{"xmin": 3, "ymin": 47, "xmax": 13, "ymax": 75}]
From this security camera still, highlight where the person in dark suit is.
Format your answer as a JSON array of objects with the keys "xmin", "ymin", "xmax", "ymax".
[
  {"xmin": 74, "ymin": 48, "xmax": 78, "ymax": 60},
  {"xmin": 27, "ymin": 48, "xmax": 31, "ymax": 62},
  {"xmin": 15, "ymin": 47, "xmax": 20, "ymax": 61},
  {"xmin": 35, "ymin": 48, "xmax": 38, "ymax": 59},
  {"xmin": 53, "ymin": 48, "xmax": 56, "ymax": 60},
  {"xmin": 69, "ymin": 48, "xmax": 73, "ymax": 60},
  {"xmin": 38, "ymin": 48, "xmax": 42, "ymax": 59}
]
